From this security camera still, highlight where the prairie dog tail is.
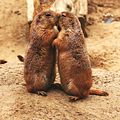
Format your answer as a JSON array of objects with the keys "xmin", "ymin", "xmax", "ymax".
[
  {"xmin": 34, "ymin": 0, "xmax": 40, "ymax": 8},
  {"xmin": 89, "ymin": 89, "xmax": 109, "ymax": 96}
]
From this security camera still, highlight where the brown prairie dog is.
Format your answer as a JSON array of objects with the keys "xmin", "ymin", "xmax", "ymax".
[
  {"xmin": 24, "ymin": 10, "xmax": 59, "ymax": 96},
  {"xmin": 53, "ymin": 12, "xmax": 108, "ymax": 101}
]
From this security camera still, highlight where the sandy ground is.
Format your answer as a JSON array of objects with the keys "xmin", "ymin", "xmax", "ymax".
[{"xmin": 0, "ymin": 0, "xmax": 120, "ymax": 120}]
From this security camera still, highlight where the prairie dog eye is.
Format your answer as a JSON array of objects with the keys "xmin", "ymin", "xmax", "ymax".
[
  {"xmin": 61, "ymin": 13, "xmax": 66, "ymax": 17},
  {"xmin": 45, "ymin": 12, "xmax": 51, "ymax": 17}
]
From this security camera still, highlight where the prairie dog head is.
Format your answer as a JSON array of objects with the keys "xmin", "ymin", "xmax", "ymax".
[
  {"xmin": 59, "ymin": 12, "xmax": 81, "ymax": 30},
  {"xmin": 33, "ymin": 10, "xmax": 59, "ymax": 29}
]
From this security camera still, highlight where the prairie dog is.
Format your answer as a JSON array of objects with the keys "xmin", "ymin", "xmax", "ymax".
[
  {"xmin": 53, "ymin": 12, "xmax": 108, "ymax": 101},
  {"xmin": 24, "ymin": 10, "xmax": 59, "ymax": 96}
]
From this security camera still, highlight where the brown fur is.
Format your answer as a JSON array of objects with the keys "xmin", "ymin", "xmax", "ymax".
[
  {"xmin": 53, "ymin": 12, "xmax": 108, "ymax": 101},
  {"xmin": 24, "ymin": 10, "xmax": 59, "ymax": 95}
]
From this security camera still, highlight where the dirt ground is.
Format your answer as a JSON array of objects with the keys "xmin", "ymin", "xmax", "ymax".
[{"xmin": 0, "ymin": 0, "xmax": 120, "ymax": 120}]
